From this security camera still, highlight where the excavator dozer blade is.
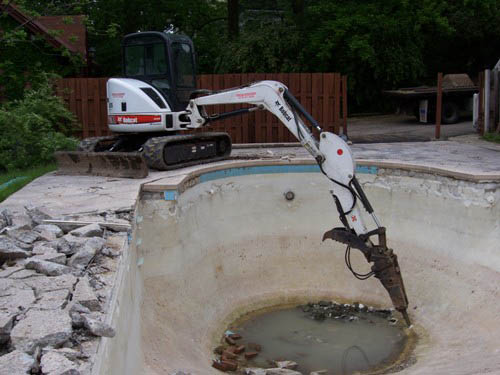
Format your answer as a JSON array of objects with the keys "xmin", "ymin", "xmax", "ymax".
[{"xmin": 55, "ymin": 151, "xmax": 149, "ymax": 179}]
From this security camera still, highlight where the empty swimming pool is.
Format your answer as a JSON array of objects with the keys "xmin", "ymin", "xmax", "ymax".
[{"xmin": 94, "ymin": 160, "xmax": 500, "ymax": 375}]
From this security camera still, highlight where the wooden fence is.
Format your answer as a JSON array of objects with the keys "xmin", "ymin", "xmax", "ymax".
[{"xmin": 55, "ymin": 73, "xmax": 348, "ymax": 143}]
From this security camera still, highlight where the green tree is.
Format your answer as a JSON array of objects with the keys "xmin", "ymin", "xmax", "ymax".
[
  {"xmin": 84, "ymin": 0, "xmax": 226, "ymax": 75},
  {"xmin": 0, "ymin": 74, "xmax": 78, "ymax": 171},
  {"xmin": 0, "ymin": 1, "xmax": 85, "ymax": 101}
]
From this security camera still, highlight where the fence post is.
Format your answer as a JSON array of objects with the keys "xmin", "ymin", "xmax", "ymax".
[
  {"xmin": 484, "ymin": 69, "xmax": 491, "ymax": 133},
  {"xmin": 478, "ymin": 71, "xmax": 485, "ymax": 136},
  {"xmin": 493, "ymin": 69, "xmax": 499, "ymax": 133},
  {"xmin": 342, "ymin": 75, "xmax": 348, "ymax": 137},
  {"xmin": 435, "ymin": 73, "xmax": 443, "ymax": 139},
  {"xmin": 334, "ymin": 73, "xmax": 341, "ymax": 134}
]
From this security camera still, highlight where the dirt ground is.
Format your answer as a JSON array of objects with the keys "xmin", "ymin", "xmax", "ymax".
[{"xmin": 345, "ymin": 114, "xmax": 474, "ymax": 143}]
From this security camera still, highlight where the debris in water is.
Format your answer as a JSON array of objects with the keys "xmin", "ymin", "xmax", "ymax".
[
  {"xmin": 275, "ymin": 360, "xmax": 298, "ymax": 369},
  {"xmin": 212, "ymin": 301, "xmax": 408, "ymax": 374},
  {"xmin": 247, "ymin": 343, "xmax": 262, "ymax": 352},
  {"xmin": 245, "ymin": 351, "xmax": 259, "ymax": 360}
]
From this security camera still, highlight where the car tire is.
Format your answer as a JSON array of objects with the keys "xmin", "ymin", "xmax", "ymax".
[{"xmin": 441, "ymin": 101, "xmax": 460, "ymax": 124}]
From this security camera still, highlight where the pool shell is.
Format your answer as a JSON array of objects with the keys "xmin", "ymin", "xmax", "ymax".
[{"xmin": 93, "ymin": 159, "xmax": 500, "ymax": 375}]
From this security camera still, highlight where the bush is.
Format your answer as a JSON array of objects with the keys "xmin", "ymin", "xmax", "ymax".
[{"xmin": 0, "ymin": 77, "xmax": 79, "ymax": 171}]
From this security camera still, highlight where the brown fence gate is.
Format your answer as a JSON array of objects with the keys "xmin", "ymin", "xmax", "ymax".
[{"xmin": 55, "ymin": 73, "xmax": 347, "ymax": 143}]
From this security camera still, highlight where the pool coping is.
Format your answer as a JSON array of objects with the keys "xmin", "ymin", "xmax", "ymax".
[{"xmin": 142, "ymin": 158, "xmax": 500, "ymax": 197}]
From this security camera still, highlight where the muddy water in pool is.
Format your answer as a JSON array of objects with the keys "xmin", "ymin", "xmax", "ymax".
[{"xmin": 229, "ymin": 306, "xmax": 408, "ymax": 374}]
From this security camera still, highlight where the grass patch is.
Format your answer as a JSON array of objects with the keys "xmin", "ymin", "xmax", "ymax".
[
  {"xmin": 483, "ymin": 132, "xmax": 500, "ymax": 144},
  {"xmin": 0, "ymin": 164, "xmax": 56, "ymax": 202}
]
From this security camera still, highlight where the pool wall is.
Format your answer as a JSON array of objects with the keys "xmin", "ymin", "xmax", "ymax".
[{"xmin": 94, "ymin": 162, "xmax": 500, "ymax": 375}]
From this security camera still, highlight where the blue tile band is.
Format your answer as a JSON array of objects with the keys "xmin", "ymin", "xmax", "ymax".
[
  {"xmin": 164, "ymin": 164, "xmax": 378, "ymax": 200},
  {"xmin": 164, "ymin": 190, "xmax": 178, "ymax": 201},
  {"xmin": 199, "ymin": 164, "xmax": 378, "ymax": 183},
  {"xmin": 355, "ymin": 165, "xmax": 378, "ymax": 175}
]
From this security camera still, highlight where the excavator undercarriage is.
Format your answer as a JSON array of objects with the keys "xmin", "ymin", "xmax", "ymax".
[{"xmin": 55, "ymin": 132, "xmax": 231, "ymax": 178}]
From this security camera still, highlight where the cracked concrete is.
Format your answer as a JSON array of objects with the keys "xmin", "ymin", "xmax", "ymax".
[
  {"xmin": 0, "ymin": 138, "xmax": 497, "ymax": 374},
  {"xmin": 0, "ymin": 204, "xmax": 128, "ymax": 374}
]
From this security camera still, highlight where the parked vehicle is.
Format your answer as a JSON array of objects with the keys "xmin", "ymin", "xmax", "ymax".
[{"xmin": 384, "ymin": 74, "xmax": 478, "ymax": 124}]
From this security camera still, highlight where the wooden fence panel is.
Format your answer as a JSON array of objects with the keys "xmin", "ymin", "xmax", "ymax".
[{"xmin": 55, "ymin": 73, "xmax": 347, "ymax": 143}]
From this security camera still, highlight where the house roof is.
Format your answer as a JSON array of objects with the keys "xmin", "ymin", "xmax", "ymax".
[{"xmin": 1, "ymin": 3, "xmax": 87, "ymax": 61}]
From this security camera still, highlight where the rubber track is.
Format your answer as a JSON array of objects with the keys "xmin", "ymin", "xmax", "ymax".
[
  {"xmin": 142, "ymin": 132, "xmax": 231, "ymax": 171},
  {"xmin": 142, "ymin": 137, "xmax": 168, "ymax": 170},
  {"xmin": 77, "ymin": 136, "xmax": 119, "ymax": 152}
]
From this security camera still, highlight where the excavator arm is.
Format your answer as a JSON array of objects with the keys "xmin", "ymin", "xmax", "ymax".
[{"xmin": 186, "ymin": 80, "xmax": 411, "ymax": 325}]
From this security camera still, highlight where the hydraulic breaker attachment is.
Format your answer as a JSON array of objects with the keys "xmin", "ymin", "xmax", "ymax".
[{"xmin": 322, "ymin": 226, "xmax": 411, "ymax": 326}]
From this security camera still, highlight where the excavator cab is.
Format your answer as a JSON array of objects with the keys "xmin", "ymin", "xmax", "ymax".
[{"xmin": 122, "ymin": 31, "xmax": 197, "ymax": 111}]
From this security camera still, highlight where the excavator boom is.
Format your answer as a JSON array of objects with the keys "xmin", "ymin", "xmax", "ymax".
[{"xmin": 186, "ymin": 80, "xmax": 411, "ymax": 325}]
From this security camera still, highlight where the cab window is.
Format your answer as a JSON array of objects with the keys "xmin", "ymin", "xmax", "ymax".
[
  {"xmin": 172, "ymin": 43, "xmax": 195, "ymax": 87},
  {"xmin": 125, "ymin": 38, "xmax": 168, "ymax": 77}
]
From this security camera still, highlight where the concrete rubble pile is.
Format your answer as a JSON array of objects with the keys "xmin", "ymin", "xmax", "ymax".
[{"xmin": 0, "ymin": 204, "xmax": 130, "ymax": 374}]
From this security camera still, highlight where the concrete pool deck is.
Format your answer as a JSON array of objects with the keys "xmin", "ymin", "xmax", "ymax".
[
  {"xmin": 0, "ymin": 137, "xmax": 499, "ymax": 374},
  {"xmin": 2, "ymin": 137, "xmax": 499, "ymax": 216}
]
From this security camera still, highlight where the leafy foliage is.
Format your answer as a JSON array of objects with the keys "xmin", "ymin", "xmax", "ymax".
[
  {"xmin": 0, "ymin": 8, "xmax": 84, "ymax": 101},
  {"xmin": 2, "ymin": 0, "xmax": 500, "ymax": 112},
  {"xmin": 0, "ymin": 75, "xmax": 79, "ymax": 171}
]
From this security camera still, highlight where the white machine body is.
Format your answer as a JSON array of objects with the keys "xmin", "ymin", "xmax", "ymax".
[{"xmin": 107, "ymin": 78, "xmax": 190, "ymax": 133}]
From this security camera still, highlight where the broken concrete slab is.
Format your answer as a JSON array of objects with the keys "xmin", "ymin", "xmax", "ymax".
[
  {"xmin": 0, "ymin": 265, "xmax": 24, "ymax": 278},
  {"xmin": 68, "ymin": 247, "xmax": 96, "ymax": 269},
  {"xmin": 80, "ymin": 339, "xmax": 98, "ymax": 360},
  {"xmin": 23, "ymin": 274, "xmax": 77, "ymax": 294},
  {"xmin": 0, "ymin": 215, "xmax": 7, "ymax": 231},
  {"xmin": 84, "ymin": 237, "xmax": 106, "ymax": 253},
  {"xmin": 0, "ymin": 209, "xmax": 13, "ymax": 227},
  {"xmin": 25, "ymin": 259, "xmax": 73, "ymax": 276},
  {"xmin": 69, "ymin": 302, "xmax": 90, "ymax": 329},
  {"xmin": 0, "ymin": 350, "xmax": 35, "ymax": 374},
  {"xmin": 6, "ymin": 228, "xmax": 40, "ymax": 244},
  {"xmin": 69, "ymin": 302, "xmax": 91, "ymax": 315},
  {"xmin": 32, "ymin": 251, "xmax": 67, "ymax": 265},
  {"xmin": 67, "ymin": 239, "xmax": 105, "ymax": 269},
  {"xmin": 42, "ymin": 347, "xmax": 81, "ymax": 362},
  {"xmin": 0, "ymin": 279, "xmax": 35, "ymax": 313},
  {"xmin": 34, "ymin": 224, "xmax": 63, "ymax": 239},
  {"xmin": 8, "ymin": 269, "xmax": 43, "ymax": 280},
  {"xmin": 0, "ymin": 311, "xmax": 15, "ymax": 344},
  {"xmin": 35, "ymin": 289, "xmax": 70, "ymax": 310},
  {"xmin": 70, "ymin": 223, "xmax": 102, "ymax": 238},
  {"xmin": 25, "ymin": 204, "xmax": 52, "ymax": 226},
  {"xmin": 40, "ymin": 350, "xmax": 80, "ymax": 375},
  {"xmin": 0, "ymin": 236, "xmax": 31, "ymax": 261},
  {"xmin": 10, "ymin": 214, "xmax": 33, "ymax": 230},
  {"xmin": 0, "ymin": 277, "xmax": 22, "ymax": 292},
  {"xmin": 32, "ymin": 241, "xmax": 58, "ymax": 255},
  {"xmin": 101, "ymin": 246, "xmax": 120, "ymax": 258},
  {"xmin": 55, "ymin": 236, "xmax": 75, "ymax": 255},
  {"xmin": 10, "ymin": 308, "xmax": 72, "ymax": 353},
  {"xmin": 81, "ymin": 313, "xmax": 115, "ymax": 337},
  {"xmin": 73, "ymin": 277, "xmax": 100, "ymax": 311}
]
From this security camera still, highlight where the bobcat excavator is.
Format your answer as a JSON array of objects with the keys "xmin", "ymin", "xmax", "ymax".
[{"xmin": 56, "ymin": 31, "xmax": 411, "ymax": 325}]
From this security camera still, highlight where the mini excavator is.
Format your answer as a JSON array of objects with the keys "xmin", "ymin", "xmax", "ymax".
[{"xmin": 56, "ymin": 31, "xmax": 410, "ymax": 325}]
